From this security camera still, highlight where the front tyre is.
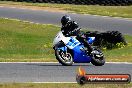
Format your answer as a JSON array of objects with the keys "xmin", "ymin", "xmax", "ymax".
[
  {"xmin": 91, "ymin": 48, "xmax": 105, "ymax": 66},
  {"xmin": 55, "ymin": 49, "xmax": 73, "ymax": 66}
]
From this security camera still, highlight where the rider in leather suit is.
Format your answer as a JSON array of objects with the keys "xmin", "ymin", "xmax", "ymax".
[{"xmin": 61, "ymin": 15, "xmax": 93, "ymax": 55}]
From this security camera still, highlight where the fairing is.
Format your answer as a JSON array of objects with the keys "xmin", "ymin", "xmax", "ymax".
[
  {"xmin": 53, "ymin": 31, "xmax": 95, "ymax": 63},
  {"xmin": 72, "ymin": 44, "xmax": 92, "ymax": 63}
]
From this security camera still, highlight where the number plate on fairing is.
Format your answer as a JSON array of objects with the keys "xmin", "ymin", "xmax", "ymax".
[{"xmin": 66, "ymin": 37, "xmax": 80, "ymax": 49}]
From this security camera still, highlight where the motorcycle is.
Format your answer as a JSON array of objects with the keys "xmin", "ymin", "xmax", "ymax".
[{"xmin": 53, "ymin": 31, "xmax": 105, "ymax": 66}]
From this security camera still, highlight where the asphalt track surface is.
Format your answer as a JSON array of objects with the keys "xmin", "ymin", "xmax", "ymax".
[
  {"xmin": 0, "ymin": 6, "xmax": 132, "ymax": 35},
  {"xmin": 0, "ymin": 62, "xmax": 131, "ymax": 83}
]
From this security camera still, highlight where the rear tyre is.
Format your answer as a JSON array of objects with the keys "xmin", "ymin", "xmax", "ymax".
[{"xmin": 91, "ymin": 48, "xmax": 105, "ymax": 66}]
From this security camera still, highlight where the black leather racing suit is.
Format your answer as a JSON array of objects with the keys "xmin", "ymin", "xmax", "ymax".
[{"xmin": 61, "ymin": 21, "xmax": 92, "ymax": 54}]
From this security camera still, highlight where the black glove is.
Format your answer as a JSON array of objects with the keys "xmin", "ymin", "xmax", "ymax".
[{"xmin": 65, "ymin": 31, "xmax": 72, "ymax": 36}]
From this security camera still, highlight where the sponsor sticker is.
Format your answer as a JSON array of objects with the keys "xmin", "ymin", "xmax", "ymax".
[{"xmin": 76, "ymin": 67, "xmax": 131, "ymax": 84}]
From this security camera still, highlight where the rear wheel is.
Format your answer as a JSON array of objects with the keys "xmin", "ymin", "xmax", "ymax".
[
  {"xmin": 91, "ymin": 48, "xmax": 105, "ymax": 66},
  {"xmin": 55, "ymin": 49, "xmax": 73, "ymax": 66}
]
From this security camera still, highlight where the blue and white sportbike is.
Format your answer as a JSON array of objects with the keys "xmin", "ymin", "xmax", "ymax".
[{"xmin": 53, "ymin": 31, "xmax": 105, "ymax": 66}]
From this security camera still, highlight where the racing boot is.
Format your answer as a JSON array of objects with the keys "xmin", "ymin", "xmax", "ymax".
[
  {"xmin": 86, "ymin": 44, "xmax": 93, "ymax": 56},
  {"xmin": 80, "ymin": 46, "xmax": 93, "ymax": 56}
]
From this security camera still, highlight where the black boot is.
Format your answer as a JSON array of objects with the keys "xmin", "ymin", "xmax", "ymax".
[{"xmin": 86, "ymin": 45, "xmax": 93, "ymax": 55}]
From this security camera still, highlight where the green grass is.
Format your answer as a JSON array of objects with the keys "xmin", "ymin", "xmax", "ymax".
[
  {"xmin": 104, "ymin": 35, "xmax": 132, "ymax": 62},
  {"xmin": 0, "ymin": 18, "xmax": 132, "ymax": 62},
  {"xmin": 0, "ymin": 18, "xmax": 59, "ymax": 62},
  {"xmin": 0, "ymin": 1, "xmax": 132, "ymax": 18},
  {"xmin": 0, "ymin": 83, "xmax": 131, "ymax": 88}
]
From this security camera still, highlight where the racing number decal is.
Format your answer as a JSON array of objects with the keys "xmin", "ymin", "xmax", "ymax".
[{"xmin": 66, "ymin": 38, "xmax": 79, "ymax": 49}]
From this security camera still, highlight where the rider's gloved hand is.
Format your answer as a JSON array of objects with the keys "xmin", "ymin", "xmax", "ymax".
[
  {"xmin": 81, "ymin": 34, "xmax": 86, "ymax": 39},
  {"xmin": 67, "ymin": 31, "xmax": 72, "ymax": 36}
]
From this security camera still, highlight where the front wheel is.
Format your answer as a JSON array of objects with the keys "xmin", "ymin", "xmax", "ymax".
[
  {"xmin": 91, "ymin": 48, "xmax": 105, "ymax": 66},
  {"xmin": 55, "ymin": 49, "xmax": 73, "ymax": 66}
]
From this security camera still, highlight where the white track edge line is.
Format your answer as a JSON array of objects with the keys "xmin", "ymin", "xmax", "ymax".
[
  {"xmin": 2, "ymin": 17, "xmax": 60, "ymax": 27},
  {"xmin": 106, "ymin": 62, "xmax": 132, "ymax": 64}
]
